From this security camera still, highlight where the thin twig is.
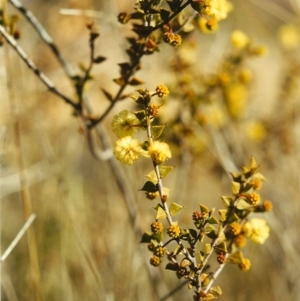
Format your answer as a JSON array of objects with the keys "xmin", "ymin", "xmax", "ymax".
[
  {"xmin": 1, "ymin": 214, "xmax": 36, "ymax": 262},
  {"xmin": 0, "ymin": 24, "xmax": 80, "ymax": 110},
  {"xmin": 8, "ymin": 0, "xmax": 74, "ymax": 78}
]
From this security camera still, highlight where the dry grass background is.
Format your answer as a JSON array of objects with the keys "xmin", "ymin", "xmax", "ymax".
[{"xmin": 1, "ymin": 0, "xmax": 300, "ymax": 300}]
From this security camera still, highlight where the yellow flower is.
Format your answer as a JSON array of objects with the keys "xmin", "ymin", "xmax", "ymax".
[
  {"xmin": 238, "ymin": 258, "xmax": 251, "ymax": 271},
  {"xmin": 201, "ymin": 0, "xmax": 233, "ymax": 21},
  {"xmin": 112, "ymin": 110, "xmax": 140, "ymax": 138},
  {"xmin": 148, "ymin": 141, "xmax": 172, "ymax": 165},
  {"xmin": 198, "ymin": 17, "xmax": 218, "ymax": 33},
  {"xmin": 224, "ymin": 83, "xmax": 248, "ymax": 117},
  {"xmin": 231, "ymin": 30, "xmax": 249, "ymax": 48},
  {"xmin": 156, "ymin": 85, "xmax": 169, "ymax": 98},
  {"xmin": 278, "ymin": 24, "xmax": 300, "ymax": 51},
  {"xmin": 245, "ymin": 121, "xmax": 267, "ymax": 143},
  {"xmin": 113, "ymin": 136, "xmax": 145, "ymax": 165},
  {"xmin": 242, "ymin": 218, "xmax": 270, "ymax": 244}
]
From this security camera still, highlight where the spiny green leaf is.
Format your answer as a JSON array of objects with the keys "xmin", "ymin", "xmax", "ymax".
[
  {"xmin": 165, "ymin": 263, "xmax": 178, "ymax": 271},
  {"xmin": 128, "ymin": 77, "xmax": 144, "ymax": 86},
  {"xmin": 151, "ymin": 125, "xmax": 165, "ymax": 139},
  {"xmin": 160, "ymin": 8, "xmax": 170, "ymax": 20},
  {"xmin": 200, "ymin": 204, "xmax": 210, "ymax": 213},
  {"xmin": 93, "ymin": 55, "xmax": 106, "ymax": 64},
  {"xmin": 220, "ymin": 196, "xmax": 232, "ymax": 208},
  {"xmin": 236, "ymin": 199, "xmax": 253, "ymax": 210},
  {"xmin": 227, "ymin": 251, "xmax": 243, "ymax": 264},
  {"xmin": 226, "ymin": 212, "xmax": 239, "ymax": 223},
  {"xmin": 140, "ymin": 181, "xmax": 158, "ymax": 192},
  {"xmin": 155, "ymin": 205, "xmax": 167, "ymax": 219},
  {"xmin": 153, "ymin": 231, "xmax": 163, "ymax": 242},
  {"xmin": 208, "ymin": 216, "xmax": 219, "ymax": 225},
  {"xmin": 214, "ymin": 241, "xmax": 227, "ymax": 253},
  {"xmin": 159, "ymin": 165, "xmax": 174, "ymax": 178},
  {"xmin": 166, "ymin": 0, "xmax": 182, "ymax": 12},
  {"xmin": 145, "ymin": 170, "xmax": 157, "ymax": 183},
  {"xmin": 134, "ymin": 110, "xmax": 146, "ymax": 121},
  {"xmin": 231, "ymin": 181, "xmax": 241, "ymax": 195},
  {"xmin": 209, "ymin": 286, "xmax": 222, "ymax": 296},
  {"xmin": 101, "ymin": 88, "xmax": 113, "ymax": 101},
  {"xmin": 140, "ymin": 232, "xmax": 152, "ymax": 243},
  {"xmin": 188, "ymin": 228, "xmax": 198, "ymax": 239},
  {"xmin": 218, "ymin": 209, "xmax": 227, "ymax": 222},
  {"xmin": 169, "ymin": 202, "xmax": 183, "ymax": 216},
  {"xmin": 205, "ymin": 243, "xmax": 212, "ymax": 254},
  {"xmin": 113, "ymin": 77, "xmax": 125, "ymax": 86}
]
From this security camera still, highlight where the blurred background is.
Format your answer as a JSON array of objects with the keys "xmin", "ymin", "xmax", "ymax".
[{"xmin": 1, "ymin": 0, "xmax": 300, "ymax": 300}]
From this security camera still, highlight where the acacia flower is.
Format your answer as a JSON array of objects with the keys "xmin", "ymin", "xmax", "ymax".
[
  {"xmin": 148, "ymin": 141, "xmax": 172, "ymax": 165},
  {"xmin": 242, "ymin": 218, "xmax": 270, "ymax": 244},
  {"xmin": 238, "ymin": 258, "xmax": 251, "ymax": 271},
  {"xmin": 113, "ymin": 136, "xmax": 146, "ymax": 165},
  {"xmin": 156, "ymin": 85, "xmax": 169, "ymax": 98},
  {"xmin": 112, "ymin": 110, "xmax": 140, "ymax": 138},
  {"xmin": 231, "ymin": 30, "xmax": 249, "ymax": 48},
  {"xmin": 201, "ymin": 0, "xmax": 233, "ymax": 21}
]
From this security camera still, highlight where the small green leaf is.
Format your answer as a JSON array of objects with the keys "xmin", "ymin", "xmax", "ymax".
[
  {"xmin": 166, "ymin": 0, "xmax": 181, "ymax": 12},
  {"xmin": 118, "ymin": 62, "xmax": 131, "ymax": 75},
  {"xmin": 146, "ymin": 166, "xmax": 174, "ymax": 183},
  {"xmin": 156, "ymin": 205, "xmax": 167, "ymax": 219},
  {"xmin": 160, "ymin": 8, "xmax": 170, "ymax": 20},
  {"xmin": 140, "ymin": 181, "xmax": 158, "ymax": 192},
  {"xmin": 190, "ymin": 1, "xmax": 202, "ymax": 13},
  {"xmin": 199, "ymin": 204, "xmax": 210, "ymax": 213},
  {"xmin": 145, "ymin": 170, "xmax": 157, "ymax": 183},
  {"xmin": 189, "ymin": 228, "xmax": 198, "ymax": 239},
  {"xmin": 134, "ymin": 110, "xmax": 146, "ymax": 121},
  {"xmin": 227, "ymin": 251, "xmax": 243, "ymax": 264},
  {"xmin": 165, "ymin": 263, "xmax": 178, "ymax": 271},
  {"xmin": 214, "ymin": 242, "xmax": 227, "ymax": 253},
  {"xmin": 93, "ymin": 55, "xmax": 106, "ymax": 64},
  {"xmin": 128, "ymin": 77, "xmax": 144, "ymax": 86},
  {"xmin": 130, "ymin": 11, "xmax": 145, "ymax": 19},
  {"xmin": 173, "ymin": 245, "xmax": 183, "ymax": 256},
  {"xmin": 113, "ymin": 77, "xmax": 125, "ymax": 86},
  {"xmin": 135, "ymin": 96, "xmax": 146, "ymax": 105},
  {"xmin": 140, "ymin": 232, "xmax": 152, "ymax": 243},
  {"xmin": 236, "ymin": 199, "xmax": 253, "ymax": 210},
  {"xmin": 204, "ymin": 224, "xmax": 216, "ymax": 237},
  {"xmin": 209, "ymin": 286, "xmax": 222, "ymax": 296},
  {"xmin": 159, "ymin": 166, "xmax": 174, "ymax": 178},
  {"xmin": 240, "ymin": 182, "xmax": 254, "ymax": 193},
  {"xmin": 197, "ymin": 250, "xmax": 204, "ymax": 262},
  {"xmin": 220, "ymin": 196, "xmax": 232, "ymax": 208},
  {"xmin": 180, "ymin": 259, "xmax": 191, "ymax": 267},
  {"xmin": 205, "ymin": 243, "xmax": 212, "ymax": 254},
  {"xmin": 153, "ymin": 231, "xmax": 163, "ymax": 242},
  {"xmin": 231, "ymin": 181, "xmax": 241, "ymax": 195},
  {"xmin": 101, "ymin": 88, "xmax": 113, "ymax": 101},
  {"xmin": 249, "ymin": 156, "xmax": 257, "ymax": 169},
  {"xmin": 229, "ymin": 171, "xmax": 242, "ymax": 182},
  {"xmin": 218, "ymin": 209, "xmax": 227, "ymax": 222},
  {"xmin": 169, "ymin": 202, "xmax": 183, "ymax": 216},
  {"xmin": 151, "ymin": 125, "xmax": 165, "ymax": 139},
  {"xmin": 208, "ymin": 216, "xmax": 219, "ymax": 224},
  {"xmin": 226, "ymin": 212, "xmax": 239, "ymax": 223}
]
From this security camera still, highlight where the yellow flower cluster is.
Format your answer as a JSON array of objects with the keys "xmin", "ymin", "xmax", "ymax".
[
  {"xmin": 112, "ymin": 86, "xmax": 172, "ymax": 166},
  {"xmin": 148, "ymin": 141, "xmax": 172, "ymax": 165},
  {"xmin": 112, "ymin": 110, "xmax": 140, "ymax": 138},
  {"xmin": 113, "ymin": 136, "xmax": 146, "ymax": 165},
  {"xmin": 201, "ymin": 0, "xmax": 233, "ymax": 21},
  {"xmin": 278, "ymin": 24, "xmax": 300, "ymax": 51},
  {"xmin": 242, "ymin": 218, "xmax": 270, "ymax": 244}
]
